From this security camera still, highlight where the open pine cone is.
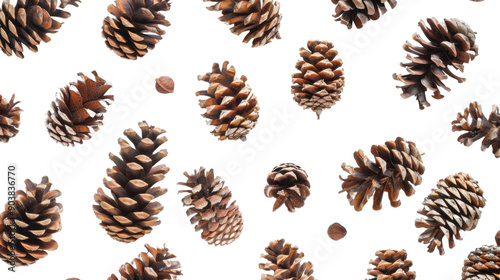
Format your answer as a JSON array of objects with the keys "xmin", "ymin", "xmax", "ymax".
[
  {"xmin": 0, "ymin": 94, "xmax": 22, "ymax": 143},
  {"xmin": 259, "ymin": 239, "xmax": 314, "ymax": 280},
  {"xmin": 462, "ymin": 245, "xmax": 500, "ymax": 280},
  {"xmin": 331, "ymin": 0, "xmax": 397, "ymax": 29},
  {"xmin": 367, "ymin": 249, "xmax": 416, "ymax": 280},
  {"xmin": 264, "ymin": 163, "xmax": 311, "ymax": 212}
]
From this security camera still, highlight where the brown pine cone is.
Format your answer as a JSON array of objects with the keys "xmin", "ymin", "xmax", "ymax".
[
  {"xmin": 462, "ymin": 245, "xmax": 500, "ymax": 280},
  {"xmin": 259, "ymin": 239, "xmax": 314, "ymax": 280},
  {"xmin": 0, "ymin": 94, "xmax": 22, "ymax": 143},
  {"xmin": 367, "ymin": 249, "xmax": 416, "ymax": 280},
  {"xmin": 264, "ymin": 163, "xmax": 311, "ymax": 212},
  {"xmin": 332, "ymin": 0, "xmax": 397, "ymax": 29},
  {"xmin": 178, "ymin": 167, "xmax": 243, "ymax": 246},
  {"xmin": 340, "ymin": 137, "xmax": 425, "ymax": 211},
  {"xmin": 415, "ymin": 173, "xmax": 486, "ymax": 255},
  {"xmin": 393, "ymin": 18, "xmax": 478, "ymax": 109}
]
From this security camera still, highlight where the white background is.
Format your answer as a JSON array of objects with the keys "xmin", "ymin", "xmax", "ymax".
[{"xmin": 0, "ymin": 0, "xmax": 499, "ymax": 279}]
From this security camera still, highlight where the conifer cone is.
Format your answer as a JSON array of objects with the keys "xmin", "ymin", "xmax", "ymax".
[
  {"xmin": 178, "ymin": 167, "xmax": 243, "ymax": 246},
  {"xmin": 462, "ymin": 245, "xmax": 500, "ymax": 280},
  {"xmin": 0, "ymin": 94, "xmax": 22, "ymax": 143},
  {"xmin": 264, "ymin": 163, "xmax": 311, "ymax": 212},
  {"xmin": 415, "ymin": 173, "xmax": 486, "ymax": 255},
  {"xmin": 0, "ymin": 176, "xmax": 62, "ymax": 266},
  {"xmin": 46, "ymin": 71, "xmax": 113, "ymax": 146},
  {"xmin": 0, "ymin": 0, "xmax": 79, "ymax": 58},
  {"xmin": 259, "ymin": 239, "xmax": 314, "ymax": 280},
  {"xmin": 340, "ymin": 137, "xmax": 425, "ymax": 211},
  {"xmin": 331, "ymin": 0, "xmax": 397, "ymax": 29},
  {"xmin": 102, "ymin": 0, "xmax": 171, "ymax": 60},
  {"xmin": 367, "ymin": 249, "xmax": 416, "ymax": 280},
  {"xmin": 204, "ymin": 0, "xmax": 282, "ymax": 47},
  {"xmin": 93, "ymin": 121, "xmax": 169, "ymax": 243},
  {"xmin": 292, "ymin": 40, "xmax": 345, "ymax": 119},
  {"xmin": 452, "ymin": 102, "xmax": 500, "ymax": 158},
  {"xmin": 197, "ymin": 61, "xmax": 259, "ymax": 141},
  {"xmin": 393, "ymin": 18, "xmax": 478, "ymax": 109}
]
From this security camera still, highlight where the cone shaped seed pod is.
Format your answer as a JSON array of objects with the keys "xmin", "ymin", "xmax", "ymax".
[
  {"xmin": 331, "ymin": 0, "xmax": 397, "ymax": 29},
  {"xmin": 264, "ymin": 163, "xmax": 311, "ymax": 212},
  {"xmin": 0, "ymin": 94, "xmax": 22, "ymax": 143},
  {"xmin": 259, "ymin": 239, "xmax": 315, "ymax": 280},
  {"xmin": 367, "ymin": 249, "xmax": 416, "ymax": 280},
  {"xmin": 462, "ymin": 245, "xmax": 500, "ymax": 280}
]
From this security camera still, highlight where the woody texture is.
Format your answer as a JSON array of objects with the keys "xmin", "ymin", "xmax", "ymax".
[
  {"xmin": 259, "ymin": 239, "xmax": 314, "ymax": 280},
  {"xmin": 462, "ymin": 245, "xmax": 500, "ymax": 280},
  {"xmin": 367, "ymin": 249, "xmax": 416, "ymax": 280},
  {"xmin": 264, "ymin": 163, "xmax": 311, "ymax": 212},
  {"xmin": 331, "ymin": 0, "xmax": 397, "ymax": 29},
  {"xmin": 0, "ymin": 93, "xmax": 22, "ymax": 143}
]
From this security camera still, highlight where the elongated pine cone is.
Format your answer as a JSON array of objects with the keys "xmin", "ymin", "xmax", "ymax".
[
  {"xmin": 178, "ymin": 167, "xmax": 243, "ymax": 246},
  {"xmin": 0, "ymin": 176, "xmax": 62, "ymax": 266},
  {"xmin": 102, "ymin": 0, "xmax": 171, "ymax": 60},
  {"xmin": 367, "ymin": 249, "xmax": 416, "ymax": 280},
  {"xmin": 108, "ymin": 244, "xmax": 182, "ymax": 280},
  {"xmin": 46, "ymin": 71, "xmax": 113, "ymax": 146},
  {"xmin": 292, "ymin": 40, "xmax": 345, "ymax": 119},
  {"xmin": 264, "ymin": 163, "xmax": 310, "ymax": 212},
  {"xmin": 93, "ymin": 121, "xmax": 169, "ymax": 243},
  {"xmin": 331, "ymin": 0, "xmax": 397, "ymax": 29},
  {"xmin": 204, "ymin": 0, "xmax": 282, "ymax": 47},
  {"xmin": 340, "ymin": 137, "xmax": 425, "ymax": 211},
  {"xmin": 462, "ymin": 245, "xmax": 500, "ymax": 280},
  {"xmin": 259, "ymin": 239, "xmax": 314, "ymax": 280},
  {"xmin": 452, "ymin": 102, "xmax": 500, "ymax": 158},
  {"xmin": 415, "ymin": 173, "xmax": 486, "ymax": 255},
  {"xmin": 0, "ymin": 94, "xmax": 22, "ymax": 143},
  {"xmin": 393, "ymin": 18, "xmax": 478, "ymax": 109},
  {"xmin": 197, "ymin": 61, "xmax": 259, "ymax": 141}
]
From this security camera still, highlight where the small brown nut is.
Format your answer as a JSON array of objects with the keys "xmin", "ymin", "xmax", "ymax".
[
  {"xmin": 328, "ymin": 222, "xmax": 346, "ymax": 241},
  {"xmin": 496, "ymin": 230, "xmax": 500, "ymax": 246},
  {"xmin": 155, "ymin": 76, "xmax": 174, "ymax": 94}
]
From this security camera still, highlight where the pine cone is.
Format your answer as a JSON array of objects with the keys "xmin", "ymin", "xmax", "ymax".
[
  {"xmin": 340, "ymin": 137, "xmax": 425, "ymax": 211},
  {"xmin": 452, "ymin": 102, "xmax": 500, "ymax": 158},
  {"xmin": 264, "ymin": 163, "xmax": 311, "ymax": 212},
  {"xmin": 0, "ymin": 0, "xmax": 79, "ymax": 58},
  {"xmin": 0, "ymin": 94, "xmax": 22, "ymax": 143},
  {"xmin": 93, "ymin": 121, "xmax": 169, "ymax": 243},
  {"xmin": 462, "ymin": 245, "xmax": 500, "ymax": 280},
  {"xmin": 291, "ymin": 40, "xmax": 345, "ymax": 119},
  {"xmin": 204, "ymin": 0, "xmax": 282, "ymax": 47},
  {"xmin": 197, "ymin": 61, "xmax": 259, "ymax": 141},
  {"xmin": 331, "ymin": 0, "xmax": 397, "ymax": 29},
  {"xmin": 46, "ymin": 71, "xmax": 113, "ymax": 146},
  {"xmin": 393, "ymin": 18, "xmax": 478, "ymax": 109},
  {"xmin": 0, "ymin": 176, "xmax": 62, "ymax": 266},
  {"xmin": 178, "ymin": 167, "xmax": 243, "ymax": 246},
  {"xmin": 415, "ymin": 173, "xmax": 486, "ymax": 255},
  {"xmin": 108, "ymin": 244, "xmax": 182, "ymax": 280},
  {"xmin": 367, "ymin": 249, "xmax": 416, "ymax": 280},
  {"xmin": 259, "ymin": 239, "xmax": 314, "ymax": 280},
  {"xmin": 102, "ymin": 0, "xmax": 171, "ymax": 60}
]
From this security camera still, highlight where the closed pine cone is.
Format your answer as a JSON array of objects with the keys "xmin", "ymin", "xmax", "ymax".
[
  {"xmin": 415, "ymin": 173, "xmax": 486, "ymax": 255},
  {"xmin": 93, "ymin": 121, "xmax": 169, "ymax": 243},
  {"xmin": 462, "ymin": 245, "xmax": 500, "ymax": 280},
  {"xmin": 259, "ymin": 239, "xmax": 314, "ymax": 280},
  {"xmin": 0, "ymin": 94, "xmax": 22, "ymax": 143},
  {"xmin": 332, "ymin": 0, "xmax": 397, "ymax": 29},
  {"xmin": 264, "ymin": 163, "xmax": 310, "ymax": 212},
  {"xmin": 367, "ymin": 249, "xmax": 416, "ymax": 280}
]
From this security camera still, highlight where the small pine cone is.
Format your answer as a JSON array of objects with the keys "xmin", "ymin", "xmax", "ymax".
[
  {"xmin": 102, "ymin": 0, "xmax": 171, "ymax": 60},
  {"xmin": 178, "ymin": 167, "xmax": 243, "ymax": 246},
  {"xmin": 0, "ymin": 176, "xmax": 62, "ymax": 266},
  {"xmin": 0, "ymin": 94, "xmax": 22, "ymax": 143},
  {"xmin": 462, "ymin": 245, "xmax": 500, "ymax": 280},
  {"xmin": 264, "ymin": 163, "xmax": 311, "ymax": 212},
  {"xmin": 291, "ymin": 40, "xmax": 345, "ymax": 119},
  {"xmin": 415, "ymin": 173, "xmax": 486, "ymax": 255},
  {"xmin": 452, "ymin": 102, "xmax": 500, "ymax": 158},
  {"xmin": 367, "ymin": 249, "xmax": 416, "ymax": 280},
  {"xmin": 196, "ymin": 61, "xmax": 259, "ymax": 141},
  {"xmin": 259, "ymin": 239, "xmax": 314, "ymax": 280},
  {"xmin": 204, "ymin": 0, "xmax": 282, "ymax": 47},
  {"xmin": 93, "ymin": 121, "xmax": 169, "ymax": 243},
  {"xmin": 393, "ymin": 18, "xmax": 478, "ymax": 109},
  {"xmin": 46, "ymin": 71, "xmax": 113, "ymax": 146},
  {"xmin": 340, "ymin": 137, "xmax": 425, "ymax": 211},
  {"xmin": 331, "ymin": 0, "xmax": 397, "ymax": 29},
  {"xmin": 108, "ymin": 244, "xmax": 182, "ymax": 280}
]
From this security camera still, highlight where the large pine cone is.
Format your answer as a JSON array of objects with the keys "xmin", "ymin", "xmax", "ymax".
[
  {"xmin": 291, "ymin": 40, "xmax": 345, "ymax": 119},
  {"xmin": 462, "ymin": 245, "xmax": 500, "ymax": 280},
  {"xmin": 46, "ymin": 71, "xmax": 113, "ymax": 146},
  {"xmin": 452, "ymin": 102, "xmax": 500, "ymax": 158},
  {"xmin": 102, "ymin": 0, "xmax": 171, "ymax": 60},
  {"xmin": 259, "ymin": 239, "xmax": 314, "ymax": 280},
  {"xmin": 0, "ymin": 176, "xmax": 62, "ymax": 266},
  {"xmin": 93, "ymin": 121, "xmax": 169, "ymax": 243},
  {"xmin": 393, "ymin": 18, "xmax": 478, "ymax": 109},
  {"xmin": 367, "ymin": 249, "xmax": 416, "ymax": 280},
  {"xmin": 178, "ymin": 167, "xmax": 243, "ymax": 246},
  {"xmin": 264, "ymin": 163, "xmax": 311, "ymax": 212},
  {"xmin": 0, "ymin": 94, "xmax": 22, "ymax": 143},
  {"xmin": 204, "ymin": 0, "xmax": 282, "ymax": 47},
  {"xmin": 340, "ymin": 137, "xmax": 424, "ymax": 211},
  {"xmin": 415, "ymin": 173, "xmax": 486, "ymax": 255},
  {"xmin": 331, "ymin": 0, "xmax": 397, "ymax": 29},
  {"xmin": 197, "ymin": 61, "xmax": 259, "ymax": 141},
  {"xmin": 108, "ymin": 244, "xmax": 182, "ymax": 280}
]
